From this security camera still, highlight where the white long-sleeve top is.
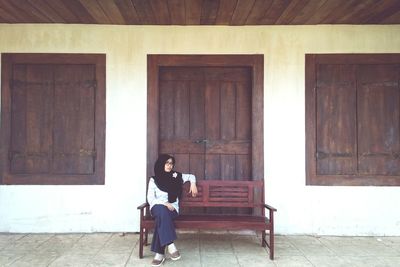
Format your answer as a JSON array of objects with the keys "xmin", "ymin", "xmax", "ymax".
[{"xmin": 147, "ymin": 173, "xmax": 196, "ymax": 214}]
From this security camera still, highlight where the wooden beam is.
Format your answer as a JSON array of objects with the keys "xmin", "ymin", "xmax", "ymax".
[
  {"xmin": 215, "ymin": 0, "xmax": 237, "ymax": 25},
  {"xmin": 275, "ymin": 0, "xmax": 310, "ymax": 25},
  {"xmin": 44, "ymin": 0, "xmax": 81, "ymax": 23},
  {"xmin": 201, "ymin": 0, "xmax": 219, "ymax": 25},
  {"xmin": 259, "ymin": 0, "xmax": 290, "ymax": 25},
  {"xmin": 77, "ymin": 0, "xmax": 111, "ymax": 24},
  {"xmin": 245, "ymin": 0, "xmax": 273, "ymax": 25},
  {"xmin": 131, "ymin": 0, "xmax": 156, "ymax": 24},
  {"xmin": 62, "ymin": 0, "xmax": 97, "ymax": 24},
  {"xmin": 168, "ymin": 0, "xmax": 185, "ymax": 25},
  {"xmin": 150, "ymin": 0, "xmax": 170, "ymax": 25},
  {"xmin": 27, "ymin": 0, "xmax": 66, "ymax": 23},
  {"xmin": 97, "ymin": 0, "xmax": 126, "ymax": 24},
  {"xmin": 185, "ymin": 0, "xmax": 202, "ymax": 25},
  {"xmin": 290, "ymin": 0, "xmax": 327, "ymax": 24},
  {"xmin": 231, "ymin": 0, "xmax": 255, "ymax": 25},
  {"xmin": 114, "ymin": 0, "xmax": 140, "ymax": 25}
]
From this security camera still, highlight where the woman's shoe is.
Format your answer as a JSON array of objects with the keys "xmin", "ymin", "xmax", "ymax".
[
  {"xmin": 151, "ymin": 257, "xmax": 165, "ymax": 266},
  {"xmin": 170, "ymin": 250, "xmax": 181, "ymax": 261}
]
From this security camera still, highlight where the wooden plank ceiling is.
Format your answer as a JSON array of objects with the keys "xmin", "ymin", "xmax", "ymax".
[{"xmin": 0, "ymin": 0, "xmax": 400, "ymax": 25}]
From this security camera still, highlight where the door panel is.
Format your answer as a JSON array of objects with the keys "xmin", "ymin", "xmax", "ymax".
[{"xmin": 159, "ymin": 67, "xmax": 252, "ymax": 183}]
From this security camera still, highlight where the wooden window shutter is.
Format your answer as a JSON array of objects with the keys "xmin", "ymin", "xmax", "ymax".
[
  {"xmin": 10, "ymin": 64, "xmax": 53, "ymax": 174},
  {"xmin": 315, "ymin": 64, "xmax": 357, "ymax": 175},
  {"xmin": 1, "ymin": 54, "xmax": 105, "ymax": 185},
  {"xmin": 306, "ymin": 54, "xmax": 400, "ymax": 186},
  {"xmin": 357, "ymin": 64, "xmax": 400, "ymax": 176},
  {"xmin": 53, "ymin": 65, "xmax": 96, "ymax": 175}
]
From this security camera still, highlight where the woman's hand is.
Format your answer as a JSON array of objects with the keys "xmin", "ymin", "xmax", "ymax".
[
  {"xmin": 188, "ymin": 183, "xmax": 198, "ymax": 197},
  {"xmin": 164, "ymin": 202, "xmax": 175, "ymax": 211}
]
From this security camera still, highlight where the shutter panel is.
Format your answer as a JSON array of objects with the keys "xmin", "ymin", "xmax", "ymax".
[
  {"xmin": 10, "ymin": 64, "xmax": 52, "ymax": 174},
  {"xmin": 316, "ymin": 64, "xmax": 357, "ymax": 175},
  {"xmin": 357, "ymin": 64, "xmax": 400, "ymax": 175},
  {"xmin": 205, "ymin": 79, "xmax": 221, "ymax": 179},
  {"xmin": 53, "ymin": 65, "xmax": 96, "ymax": 174}
]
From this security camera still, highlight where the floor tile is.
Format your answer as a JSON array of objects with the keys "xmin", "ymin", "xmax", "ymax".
[
  {"xmin": 328, "ymin": 244, "xmax": 370, "ymax": 256},
  {"xmin": 274, "ymin": 255, "xmax": 314, "ymax": 267},
  {"xmin": 287, "ymin": 235, "xmax": 324, "ymax": 246},
  {"xmin": 86, "ymin": 252, "xmax": 131, "ymax": 267},
  {"xmin": 339, "ymin": 256, "xmax": 387, "ymax": 267},
  {"xmin": 297, "ymin": 244, "xmax": 336, "ymax": 256},
  {"xmin": 275, "ymin": 242, "xmax": 303, "ymax": 256},
  {"xmin": 378, "ymin": 256, "xmax": 400, "ymax": 267},
  {"xmin": 8, "ymin": 251, "xmax": 59, "ymax": 267},
  {"xmin": 200, "ymin": 253, "xmax": 240, "ymax": 267},
  {"xmin": 306, "ymin": 255, "xmax": 348, "ymax": 267},
  {"xmin": 0, "ymin": 250, "xmax": 26, "ymax": 266},
  {"xmin": 47, "ymin": 253, "xmax": 94, "ymax": 267},
  {"xmin": 236, "ymin": 253, "xmax": 276, "ymax": 267}
]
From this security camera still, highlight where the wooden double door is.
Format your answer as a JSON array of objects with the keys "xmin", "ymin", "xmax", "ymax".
[
  {"xmin": 159, "ymin": 66, "xmax": 252, "ymax": 180},
  {"xmin": 147, "ymin": 55, "xmax": 264, "ymax": 183}
]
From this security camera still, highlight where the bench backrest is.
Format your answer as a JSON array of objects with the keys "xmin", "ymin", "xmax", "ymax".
[{"xmin": 180, "ymin": 180, "xmax": 264, "ymax": 210}]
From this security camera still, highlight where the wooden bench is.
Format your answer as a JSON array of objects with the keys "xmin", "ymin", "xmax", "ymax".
[{"xmin": 137, "ymin": 180, "xmax": 277, "ymax": 260}]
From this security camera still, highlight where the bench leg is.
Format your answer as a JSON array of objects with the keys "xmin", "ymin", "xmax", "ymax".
[
  {"xmin": 144, "ymin": 228, "xmax": 149, "ymax": 245},
  {"xmin": 139, "ymin": 227, "xmax": 144, "ymax": 259},
  {"xmin": 262, "ymin": 230, "xmax": 266, "ymax": 247},
  {"xmin": 269, "ymin": 228, "xmax": 274, "ymax": 260}
]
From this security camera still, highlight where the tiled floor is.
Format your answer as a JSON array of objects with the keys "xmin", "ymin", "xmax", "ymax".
[{"xmin": 0, "ymin": 231, "xmax": 399, "ymax": 266}]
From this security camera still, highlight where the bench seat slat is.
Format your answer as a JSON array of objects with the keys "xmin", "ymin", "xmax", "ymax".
[
  {"xmin": 180, "ymin": 202, "xmax": 259, "ymax": 208},
  {"xmin": 210, "ymin": 187, "xmax": 249, "ymax": 192},
  {"xmin": 141, "ymin": 214, "xmax": 272, "ymax": 231},
  {"xmin": 208, "ymin": 197, "xmax": 250, "ymax": 202},
  {"xmin": 209, "ymin": 192, "xmax": 248, "ymax": 197}
]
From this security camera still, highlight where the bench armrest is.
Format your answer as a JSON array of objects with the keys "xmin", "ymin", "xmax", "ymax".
[
  {"xmin": 263, "ymin": 204, "xmax": 277, "ymax": 212},
  {"xmin": 137, "ymin": 202, "xmax": 149, "ymax": 210}
]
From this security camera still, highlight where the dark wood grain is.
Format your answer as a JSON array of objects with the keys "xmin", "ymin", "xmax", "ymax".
[
  {"xmin": 231, "ymin": 0, "xmax": 255, "ymax": 25},
  {"xmin": 131, "ymin": 0, "xmax": 156, "ymax": 24},
  {"xmin": 150, "ymin": 0, "xmax": 170, "ymax": 24},
  {"xmin": 168, "ymin": 0, "xmax": 185, "ymax": 25},
  {"xmin": 275, "ymin": 0, "xmax": 310, "ymax": 25},
  {"xmin": 357, "ymin": 64, "xmax": 400, "ymax": 175},
  {"xmin": 290, "ymin": 0, "xmax": 327, "ymax": 24},
  {"xmin": 44, "ymin": 0, "xmax": 81, "ymax": 23},
  {"xmin": 62, "ymin": 0, "xmax": 97, "ymax": 23},
  {"xmin": 200, "ymin": 0, "xmax": 219, "ymax": 25},
  {"xmin": 259, "ymin": 0, "xmax": 291, "ymax": 24},
  {"xmin": 147, "ymin": 55, "xmax": 263, "ymax": 218},
  {"xmin": 1, "ymin": 53, "xmax": 106, "ymax": 185},
  {"xmin": 185, "ymin": 0, "xmax": 202, "ymax": 24},
  {"xmin": 306, "ymin": 53, "xmax": 400, "ymax": 186},
  {"xmin": 305, "ymin": 0, "xmax": 342, "ymax": 24},
  {"xmin": 215, "ymin": 0, "xmax": 237, "ymax": 24},
  {"xmin": 78, "ymin": 0, "xmax": 111, "ymax": 24},
  {"xmin": 0, "ymin": 0, "xmax": 399, "ymax": 24},
  {"xmin": 315, "ymin": 64, "xmax": 357, "ymax": 175},
  {"xmin": 245, "ymin": 0, "xmax": 273, "ymax": 25},
  {"xmin": 96, "ymin": 0, "xmax": 125, "ymax": 24},
  {"xmin": 114, "ymin": 0, "xmax": 140, "ymax": 24},
  {"xmin": 27, "ymin": 0, "xmax": 66, "ymax": 23}
]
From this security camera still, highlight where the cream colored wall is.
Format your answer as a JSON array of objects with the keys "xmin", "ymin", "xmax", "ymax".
[{"xmin": 0, "ymin": 24, "xmax": 399, "ymax": 234}]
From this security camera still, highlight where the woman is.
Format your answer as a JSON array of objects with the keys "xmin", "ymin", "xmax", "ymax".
[{"xmin": 147, "ymin": 154, "xmax": 198, "ymax": 266}]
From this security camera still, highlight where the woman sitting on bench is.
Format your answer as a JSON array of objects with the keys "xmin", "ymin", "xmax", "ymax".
[{"xmin": 147, "ymin": 154, "xmax": 198, "ymax": 266}]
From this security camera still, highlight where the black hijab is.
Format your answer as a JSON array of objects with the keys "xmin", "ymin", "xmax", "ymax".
[{"xmin": 153, "ymin": 154, "xmax": 183, "ymax": 203}]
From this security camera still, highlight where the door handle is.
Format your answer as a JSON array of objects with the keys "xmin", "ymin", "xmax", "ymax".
[{"xmin": 193, "ymin": 139, "xmax": 208, "ymax": 144}]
